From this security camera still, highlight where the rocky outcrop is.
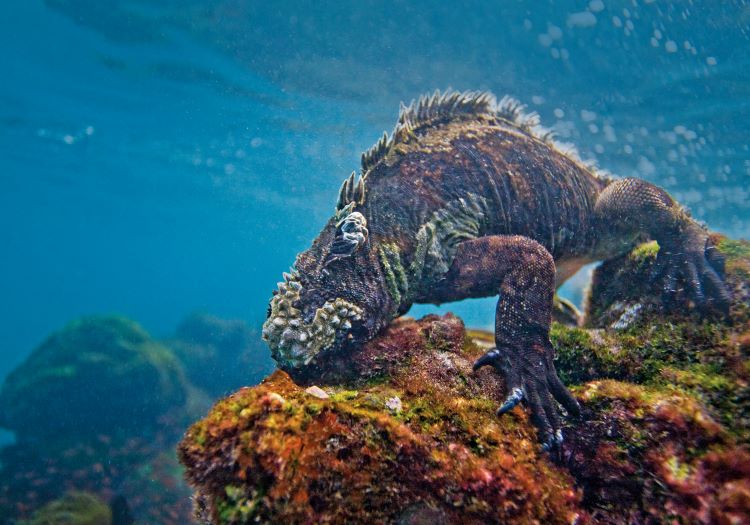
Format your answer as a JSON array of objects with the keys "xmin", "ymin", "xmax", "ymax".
[{"xmin": 178, "ymin": 236, "xmax": 750, "ymax": 524}]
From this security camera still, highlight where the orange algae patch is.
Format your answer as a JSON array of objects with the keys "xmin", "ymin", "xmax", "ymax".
[
  {"xmin": 179, "ymin": 231, "xmax": 750, "ymax": 525},
  {"xmin": 179, "ymin": 315, "xmax": 583, "ymax": 524}
]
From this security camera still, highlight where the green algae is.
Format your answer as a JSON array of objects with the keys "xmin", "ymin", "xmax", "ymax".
[
  {"xmin": 20, "ymin": 492, "xmax": 112, "ymax": 525},
  {"xmin": 0, "ymin": 316, "xmax": 190, "ymax": 444}
]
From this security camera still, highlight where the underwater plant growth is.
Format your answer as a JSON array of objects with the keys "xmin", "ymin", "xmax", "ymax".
[
  {"xmin": 0, "ymin": 314, "xmax": 274, "ymax": 524},
  {"xmin": 181, "ymin": 236, "xmax": 750, "ymax": 524}
]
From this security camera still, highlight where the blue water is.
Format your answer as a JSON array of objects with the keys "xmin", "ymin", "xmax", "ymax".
[{"xmin": 2, "ymin": 0, "xmax": 749, "ymax": 385}]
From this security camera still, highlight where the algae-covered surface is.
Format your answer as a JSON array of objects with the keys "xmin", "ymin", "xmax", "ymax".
[
  {"xmin": 179, "ymin": 236, "xmax": 750, "ymax": 524},
  {"xmin": 180, "ymin": 315, "xmax": 582, "ymax": 525},
  {"xmin": 18, "ymin": 492, "xmax": 113, "ymax": 525}
]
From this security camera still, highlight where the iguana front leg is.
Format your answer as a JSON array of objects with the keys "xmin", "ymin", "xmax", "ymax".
[
  {"xmin": 593, "ymin": 178, "xmax": 730, "ymax": 314},
  {"xmin": 430, "ymin": 235, "xmax": 580, "ymax": 450}
]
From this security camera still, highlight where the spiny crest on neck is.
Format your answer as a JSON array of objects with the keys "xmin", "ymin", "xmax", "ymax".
[
  {"xmin": 360, "ymin": 89, "xmax": 553, "ymax": 175},
  {"xmin": 336, "ymin": 89, "xmax": 610, "ymax": 212}
]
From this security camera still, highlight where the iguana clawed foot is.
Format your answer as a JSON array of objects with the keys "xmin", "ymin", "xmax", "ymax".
[
  {"xmin": 473, "ymin": 344, "xmax": 580, "ymax": 452},
  {"xmin": 651, "ymin": 231, "xmax": 731, "ymax": 316}
]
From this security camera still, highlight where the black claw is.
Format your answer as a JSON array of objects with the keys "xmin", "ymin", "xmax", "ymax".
[
  {"xmin": 473, "ymin": 349, "xmax": 500, "ymax": 371},
  {"xmin": 547, "ymin": 369, "xmax": 581, "ymax": 417},
  {"xmin": 699, "ymin": 263, "xmax": 731, "ymax": 314},
  {"xmin": 497, "ymin": 387, "xmax": 524, "ymax": 415},
  {"xmin": 705, "ymin": 243, "xmax": 726, "ymax": 277},
  {"xmin": 541, "ymin": 428, "xmax": 564, "ymax": 453},
  {"xmin": 683, "ymin": 260, "xmax": 706, "ymax": 307}
]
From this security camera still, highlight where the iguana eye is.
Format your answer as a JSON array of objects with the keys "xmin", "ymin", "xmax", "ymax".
[{"xmin": 324, "ymin": 211, "xmax": 368, "ymax": 267}]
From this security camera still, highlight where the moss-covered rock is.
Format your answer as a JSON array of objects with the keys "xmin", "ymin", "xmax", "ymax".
[
  {"xmin": 0, "ymin": 316, "xmax": 190, "ymax": 444},
  {"xmin": 19, "ymin": 492, "xmax": 112, "ymax": 525},
  {"xmin": 586, "ymin": 235, "xmax": 750, "ymax": 329},
  {"xmin": 179, "ymin": 315, "xmax": 583, "ymax": 525},
  {"xmin": 549, "ymin": 234, "xmax": 750, "ymax": 523},
  {"xmin": 179, "ymin": 235, "xmax": 750, "ymax": 524},
  {"xmin": 166, "ymin": 313, "xmax": 274, "ymax": 398},
  {"xmin": 0, "ymin": 316, "xmax": 197, "ymax": 525}
]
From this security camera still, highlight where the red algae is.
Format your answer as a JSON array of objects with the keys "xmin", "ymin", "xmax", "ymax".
[
  {"xmin": 179, "ymin": 236, "xmax": 750, "ymax": 525},
  {"xmin": 179, "ymin": 315, "xmax": 583, "ymax": 525}
]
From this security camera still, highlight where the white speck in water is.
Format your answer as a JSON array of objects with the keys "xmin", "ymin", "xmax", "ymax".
[
  {"xmin": 551, "ymin": 47, "xmax": 560, "ymax": 59},
  {"xmin": 665, "ymin": 40, "xmax": 678, "ymax": 53},
  {"xmin": 548, "ymin": 24, "xmax": 563, "ymax": 40},
  {"xmin": 637, "ymin": 156, "xmax": 656, "ymax": 176},
  {"xmin": 650, "ymin": 37, "xmax": 659, "ymax": 47},
  {"xmin": 523, "ymin": 19, "xmax": 533, "ymax": 30},
  {"xmin": 531, "ymin": 95, "xmax": 545, "ymax": 105},
  {"xmin": 588, "ymin": 123, "xmax": 599, "ymax": 134},
  {"xmin": 538, "ymin": 34, "xmax": 553, "ymax": 47},
  {"xmin": 594, "ymin": 144, "xmax": 604, "ymax": 153},
  {"xmin": 580, "ymin": 109, "xmax": 597, "ymax": 122},
  {"xmin": 224, "ymin": 163, "xmax": 236, "ymax": 175},
  {"xmin": 85, "ymin": 126, "xmax": 94, "ymax": 136},
  {"xmin": 612, "ymin": 16, "xmax": 622, "ymax": 27},
  {"xmin": 653, "ymin": 29, "xmax": 662, "ymax": 39},
  {"xmin": 603, "ymin": 125, "xmax": 617, "ymax": 142},
  {"xmin": 250, "ymin": 137, "xmax": 263, "ymax": 148},
  {"xmin": 554, "ymin": 108, "xmax": 565, "ymax": 118},
  {"xmin": 588, "ymin": 0, "xmax": 605, "ymax": 13},
  {"xmin": 63, "ymin": 134, "xmax": 75, "ymax": 145},
  {"xmin": 706, "ymin": 56, "xmax": 717, "ymax": 66},
  {"xmin": 625, "ymin": 20, "xmax": 634, "ymax": 31},
  {"xmin": 567, "ymin": 11, "xmax": 597, "ymax": 28}
]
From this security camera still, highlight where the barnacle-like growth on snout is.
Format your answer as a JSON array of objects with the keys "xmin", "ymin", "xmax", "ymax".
[{"xmin": 262, "ymin": 271, "xmax": 363, "ymax": 369}]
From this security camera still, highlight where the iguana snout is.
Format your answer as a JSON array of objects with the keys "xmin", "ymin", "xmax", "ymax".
[{"xmin": 262, "ymin": 272, "xmax": 364, "ymax": 369}]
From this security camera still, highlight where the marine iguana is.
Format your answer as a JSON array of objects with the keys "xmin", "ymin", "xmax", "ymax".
[{"xmin": 262, "ymin": 90, "xmax": 730, "ymax": 449}]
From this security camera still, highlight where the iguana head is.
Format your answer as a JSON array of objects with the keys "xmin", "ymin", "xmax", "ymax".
[{"xmin": 262, "ymin": 204, "xmax": 394, "ymax": 371}]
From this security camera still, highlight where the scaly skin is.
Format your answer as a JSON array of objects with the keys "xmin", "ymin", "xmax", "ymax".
[{"xmin": 262, "ymin": 90, "xmax": 730, "ymax": 449}]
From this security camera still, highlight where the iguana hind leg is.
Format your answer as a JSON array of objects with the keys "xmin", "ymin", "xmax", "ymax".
[
  {"xmin": 593, "ymin": 177, "xmax": 730, "ymax": 314},
  {"xmin": 431, "ymin": 235, "xmax": 580, "ymax": 450}
]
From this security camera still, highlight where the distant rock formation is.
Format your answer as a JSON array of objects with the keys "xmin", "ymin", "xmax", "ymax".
[{"xmin": 166, "ymin": 313, "xmax": 274, "ymax": 398}]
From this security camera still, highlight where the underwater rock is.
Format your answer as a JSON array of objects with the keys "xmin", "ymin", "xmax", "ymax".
[
  {"xmin": 0, "ymin": 316, "xmax": 190, "ymax": 445},
  {"xmin": 586, "ymin": 235, "xmax": 750, "ymax": 329},
  {"xmin": 179, "ymin": 314, "xmax": 582, "ymax": 525},
  {"xmin": 179, "ymin": 236, "xmax": 750, "ymax": 525},
  {"xmin": 166, "ymin": 313, "xmax": 274, "ymax": 398},
  {"xmin": 0, "ymin": 316, "xmax": 197, "ymax": 525},
  {"xmin": 18, "ymin": 491, "xmax": 112, "ymax": 525}
]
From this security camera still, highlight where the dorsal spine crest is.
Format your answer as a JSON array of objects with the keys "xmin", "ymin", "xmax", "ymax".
[{"xmin": 335, "ymin": 89, "xmax": 608, "ymax": 212}]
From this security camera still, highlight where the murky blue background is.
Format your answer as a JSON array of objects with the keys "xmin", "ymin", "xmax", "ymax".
[{"xmin": 2, "ymin": 0, "xmax": 749, "ymax": 386}]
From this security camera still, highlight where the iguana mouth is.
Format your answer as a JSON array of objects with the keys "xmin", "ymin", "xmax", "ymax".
[{"xmin": 262, "ymin": 272, "xmax": 363, "ymax": 369}]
